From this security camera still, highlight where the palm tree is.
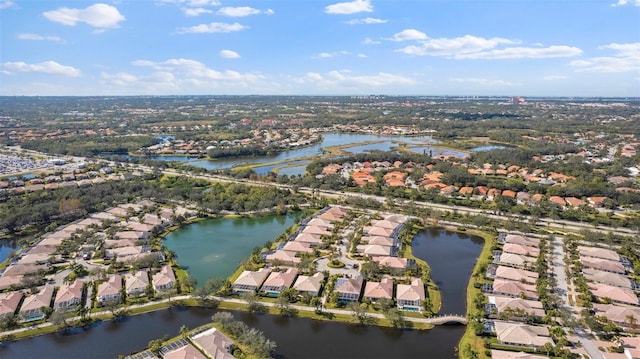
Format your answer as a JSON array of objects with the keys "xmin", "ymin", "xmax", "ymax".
[{"xmin": 627, "ymin": 314, "xmax": 638, "ymax": 330}]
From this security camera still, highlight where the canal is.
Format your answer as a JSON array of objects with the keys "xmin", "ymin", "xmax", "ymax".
[{"xmin": 0, "ymin": 218, "xmax": 484, "ymax": 358}]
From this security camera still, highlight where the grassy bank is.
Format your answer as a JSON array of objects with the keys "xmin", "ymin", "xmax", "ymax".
[{"xmin": 457, "ymin": 228, "xmax": 495, "ymax": 359}]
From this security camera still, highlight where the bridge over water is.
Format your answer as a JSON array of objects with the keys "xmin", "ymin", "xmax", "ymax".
[{"xmin": 423, "ymin": 314, "xmax": 468, "ymax": 325}]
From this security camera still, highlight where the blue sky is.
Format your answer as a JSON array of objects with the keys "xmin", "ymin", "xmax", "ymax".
[{"xmin": 1, "ymin": 0, "xmax": 639, "ymax": 96}]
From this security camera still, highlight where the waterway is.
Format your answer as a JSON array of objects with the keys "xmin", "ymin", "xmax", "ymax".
[
  {"xmin": 0, "ymin": 220, "xmax": 483, "ymax": 358},
  {"xmin": 163, "ymin": 214, "xmax": 300, "ymax": 287}
]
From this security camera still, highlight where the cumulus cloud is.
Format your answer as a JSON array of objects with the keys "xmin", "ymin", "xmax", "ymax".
[
  {"xmin": 131, "ymin": 58, "xmax": 261, "ymax": 82},
  {"xmin": 325, "ymin": 0, "xmax": 373, "ymax": 15},
  {"xmin": 363, "ymin": 37, "xmax": 381, "ymax": 45},
  {"xmin": 43, "ymin": 3, "xmax": 125, "ymax": 29},
  {"xmin": 219, "ymin": 50, "xmax": 240, "ymax": 59},
  {"xmin": 311, "ymin": 51, "xmax": 353, "ymax": 59},
  {"xmin": 449, "ymin": 77, "xmax": 521, "ymax": 87},
  {"xmin": 390, "ymin": 29, "xmax": 428, "ymax": 41},
  {"xmin": 298, "ymin": 70, "xmax": 414, "ymax": 88},
  {"xmin": 346, "ymin": 17, "xmax": 387, "ymax": 25},
  {"xmin": 1, "ymin": 61, "xmax": 81, "ymax": 77},
  {"xmin": 611, "ymin": 0, "xmax": 640, "ymax": 6},
  {"xmin": 157, "ymin": 0, "xmax": 220, "ymax": 16},
  {"xmin": 216, "ymin": 6, "xmax": 273, "ymax": 17},
  {"xmin": 571, "ymin": 42, "xmax": 640, "ymax": 72},
  {"xmin": 396, "ymin": 34, "xmax": 517, "ymax": 56},
  {"xmin": 456, "ymin": 45, "xmax": 582, "ymax": 59},
  {"xmin": 177, "ymin": 22, "xmax": 247, "ymax": 34},
  {"xmin": 17, "ymin": 33, "xmax": 64, "ymax": 42},
  {"xmin": 0, "ymin": 0, "xmax": 14, "ymax": 9},
  {"xmin": 183, "ymin": 7, "xmax": 212, "ymax": 16}
]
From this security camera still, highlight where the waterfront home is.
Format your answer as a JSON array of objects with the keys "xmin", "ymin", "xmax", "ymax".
[
  {"xmin": 190, "ymin": 327, "xmax": 235, "ymax": 359},
  {"xmin": 361, "ymin": 235, "xmax": 395, "ymax": 247},
  {"xmin": 592, "ymin": 304, "xmax": 640, "ymax": 329},
  {"xmin": 495, "ymin": 252, "xmax": 536, "ymax": 269},
  {"xmin": 306, "ymin": 218, "xmax": 334, "ymax": 229},
  {"xmin": 356, "ymin": 244, "xmax": 393, "ymax": 257},
  {"xmin": 153, "ymin": 265, "xmax": 176, "ymax": 293},
  {"xmin": 502, "ymin": 234, "xmax": 540, "ymax": 247},
  {"xmin": 487, "ymin": 295, "xmax": 545, "ymax": 319},
  {"xmin": 162, "ymin": 342, "xmax": 206, "ymax": 359},
  {"xmin": 580, "ymin": 256, "xmax": 625, "ymax": 274},
  {"xmin": 114, "ymin": 230, "xmax": 148, "ymax": 242},
  {"xmin": 362, "ymin": 226, "xmax": 394, "ymax": 237},
  {"xmin": 317, "ymin": 206, "xmax": 348, "ymax": 222},
  {"xmin": 97, "ymin": 275, "xmax": 123, "ymax": 305},
  {"xmin": 490, "ymin": 349, "xmax": 546, "ymax": 359},
  {"xmin": 301, "ymin": 225, "xmax": 331, "ymax": 236},
  {"xmin": 125, "ymin": 270, "xmax": 149, "ymax": 297},
  {"xmin": 493, "ymin": 321, "xmax": 554, "ymax": 349},
  {"xmin": 588, "ymin": 283, "xmax": 639, "ymax": 306},
  {"xmin": 502, "ymin": 243, "xmax": 540, "ymax": 258},
  {"xmin": 281, "ymin": 241, "xmax": 313, "ymax": 254},
  {"xmin": 232, "ymin": 268, "xmax": 271, "ymax": 294},
  {"xmin": 494, "ymin": 266, "xmax": 538, "ymax": 285},
  {"xmin": 363, "ymin": 278, "xmax": 393, "ymax": 303},
  {"xmin": 104, "ymin": 238, "xmax": 139, "ymax": 249},
  {"xmin": 491, "ymin": 279, "xmax": 538, "ymax": 300},
  {"xmin": 19, "ymin": 286, "xmax": 54, "ymax": 322},
  {"xmin": 265, "ymin": 250, "xmax": 301, "ymax": 266},
  {"xmin": 583, "ymin": 268, "xmax": 633, "ymax": 289},
  {"xmin": 396, "ymin": 278, "xmax": 425, "ymax": 311},
  {"xmin": 334, "ymin": 276, "xmax": 364, "ymax": 302},
  {"xmin": 0, "ymin": 291, "xmax": 24, "ymax": 318},
  {"xmin": 260, "ymin": 268, "xmax": 298, "ymax": 297},
  {"xmin": 293, "ymin": 233, "xmax": 323, "ymax": 247},
  {"xmin": 372, "ymin": 256, "xmax": 409, "ymax": 271},
  {"xmin": 578, "ymin": 245, "xmax": 620, "ymax": 262},
  {"xmin": 293, "ymin": 273, "xmax": 324, "ymax": 297},
  {"xmin": 0, "ymin": 275, "xmax": 24, "ymax": 291},
  {"xmin": 54, "ymin": 280, "xmax": 84, "ymax": 310}
]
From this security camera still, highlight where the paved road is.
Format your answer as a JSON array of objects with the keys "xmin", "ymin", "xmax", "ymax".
[{"xmin": 551, "ymin": 236, "xmax": 604, "ymax": 359}]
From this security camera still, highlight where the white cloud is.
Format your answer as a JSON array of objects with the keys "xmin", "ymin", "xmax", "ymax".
[
  {"xmin": 0, "ymin": 1, "xmax": 14, "ymax": 10},
  {"xmin": 396, "ymin": 35, "xmax": 517, "ymax": 56},
  {"xmin": 177, "ymin": 22, "xmax": 247, "ymax": 34},
  {"xmin": 131, "ymin": 58, "xmax": 261, "ymax": 82},
  {"xmin": 346, "ymin": 17, "xmax": 387, "ymax": 25},
  {"xmin": 325, "ymin": 0, "xmax": 373, "ymax": 15},
  {"xmin": 449, "ymin": 78, "xmax": 521, "ymax": 87},
  {"xmin": 311, "ymin": 51, "xmax": 351, "ymax": 59},
  {"xmin": 357, "ymin": 53, "xmax": 368, "ymax": 58},
  {"xmin": 43, "ymin": 3, "xmax": 125, "ymax": 29},
  {"xmin": 457, "ymin": 45, "xmax": 582, "ymax": 59},
  {"xmin": 1, "ymin": 61, "xmax": 81, "ymax": 77},
  {"xmin": 363, "ymin": 37, "xmax": 381, "ymax": 45},
  {"xmin": 219, "ymin": 50, "xmax": 240, "ymax": 59},
  {"xmin": 216, "ymin": 6, "xmax": 267, "ymax": 17},
  {"xmin": 570, "ymin": 42, "xmax": 640, "ymax": 73},
  {"xmin": 16, "ymin": 33, "xmax": 64, "ymax": 42},
  {"xmin": 611, "ymin": 0, "xmax": 640, "ymax": 6},
  {"xmin": 390, "ymin": 29, "xmax": 428, "ymax": 41},
  {"xmin": 183, "ymin": 7, "xmax": 212, "ymax": 16},
  {"xmin": 299, "ymin": 70, "xmax": 414, "ymax": 88},
  {"xmin": 543, "ymin": 75, "xmax": 568, "ymax": 81}
]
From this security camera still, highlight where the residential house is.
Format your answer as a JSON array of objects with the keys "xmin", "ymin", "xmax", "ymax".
[
  {"xmin": 503, "ymin": 234, "xmax": 540, "ymax": 247},
  {"xmin": 20, "ymin": 286, "xmax": 54, "ymax": 321},
  {"xmin": 54, "ymin": 280, "xmax": 84, "ymax": 310},
  {"xmin": 502, "ymin": 243, "xmax": 540, "ymax": 258},
  {"xmin": 491, "ymin": 279, "xmax": 538, "ymax": 300},
  {"xmin": 589, "ymin": 283, "xmax": 639, "ymax": 306},
  {"xmin": 293, "ymin": 233, "xmax": 323, "ymax": 247},
  {"xmin": 334, "ymin": 276, "xmax": 364, "ymax": 302},
  {"xmin": 623, "ymin": 336, "xmax": 640, "ymax": 359},
  {"xmin": 580, "ymin": 256, "xmax": 625, "ymax": 274},
  {"xmin": 0, "ymin": 291, "xmax": 24, "ymax": 318},
  {"xmin": 592, "ymin": 304, "xmax": 640, "ymax": 329},
  {"xmin": 232, "ymin": 268, "xmax": 271, "ymax": 294},
  {"xmin": 496, "ymin": 252, "xmax": 536, "ymax": 269},
  {"xmin": 265, "ymin": 250, "xmax": 301, "ymax": 266},
  {"xmin": 495, "ymin": 266, "xmax": 538, "ymax": 285},
  {"xmin": 372, "ymin": 256, "xmax": 409, "ymax": 271},
  {"xmin": 125, "ymin": 270, "xmax": 149, "ymax": 297},
  {"xmin": 396, "ymin": 278, "xmax": 425, "ymax": 311},
  {"xmin": 488, "ymin": 295, "xmax": 545, "ymax": 318},
  {"xmin": 190, "ymin": 327, "xmax": 235, "ymax": 359},
  {"xmin": 578, "ymin": 246, "xmax": 620, "ymax": 262},
  {"xmin": 260, "ymin": 268, "xmax": 298, "ymax": 297},
  {"xmin": 356, "ymin": 244, "xmax": 393, "ymax": 257},
  {"xmin": 281, "ymin": 241, "xmax": 313, "ymax": 254},
  {"xmin": 152, "ymin": 265, "xmax": 176, "ymax": 293},
  {"xmin": 293, "ymin": 273, "xmax": 324, "ymax": 297},
  {"xmin": 583, "ymin": 268, "xmax": 632, "ymax": 289},
  {"xmin": 490, "ymin": 350, "xmax": 546, "ymax": 359},
  {"xmin": 302, "ymin": 225, "xmax": 331, "ymax": 236},
  {"xmin": 97, "ymin": 275, "xmax": 123, "ymax": 305},
  {"xmin": 363, "ymin": 278, "xmax": 393, "ymax": 303},
  {"xmin": 162, "ymin": 342, "xmax": 207, "ymax": 359},
  {"xmin": 493, "ymin": 321, "xmax": 554, "ymax": 349}
]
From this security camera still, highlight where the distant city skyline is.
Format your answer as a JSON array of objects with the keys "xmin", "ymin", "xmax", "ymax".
[{"xmin": 1, "ymin": 0, "xmax": 639, "ymax": 97}]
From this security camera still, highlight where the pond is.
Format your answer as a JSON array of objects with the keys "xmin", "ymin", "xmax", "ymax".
[
  {"xmin": 0, "ymin": 239, "xmax": 18, "ymax": 263},
  {"xmin": 163, "ymin": 214, "xmax": 301, "ymax": 286}
]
